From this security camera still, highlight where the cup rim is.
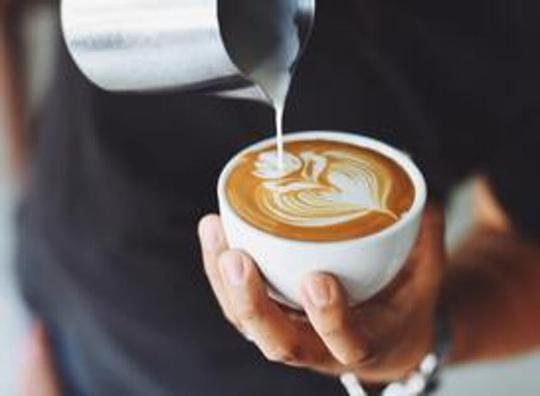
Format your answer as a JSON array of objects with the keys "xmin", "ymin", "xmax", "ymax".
[{"xmin": 218, "ymin": 131, "xmax": 427, "ymax": 246}]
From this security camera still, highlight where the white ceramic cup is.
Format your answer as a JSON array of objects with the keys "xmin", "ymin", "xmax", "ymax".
[{"xmin": 218, "ymin": 131, "xmax": 427, "ymax": 307}]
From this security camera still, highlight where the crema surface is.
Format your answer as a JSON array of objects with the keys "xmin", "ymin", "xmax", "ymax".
[{"xmin": 227, "ymin": 140, "xmax": 415, "ymax": 241}]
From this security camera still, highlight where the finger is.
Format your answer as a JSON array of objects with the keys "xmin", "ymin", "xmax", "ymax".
[
  {"xmin": 355, "ymin": 205, "xmax": 447, "ymax": 307},
  {"xmin": 301, "ymin": 273, "xmax": 375, "ymax": 368},
  {"xmin": 219, "ymin": 250, "xmax": 327, "ymax": 366},
  {"xmin": 198, "ymin": 215, "xmax": 237, "ymax": 325}
]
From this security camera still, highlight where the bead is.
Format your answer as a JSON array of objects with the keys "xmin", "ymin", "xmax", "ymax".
[
  {"xmin": 340, "ymin": 373, "xmax": 368, "ymax": 396},
  {"xmin": 420, "ymin": 354, "xmax": 438, "ymax": 376},
  {"xmin": 382, "ymin": 383, "xmax": 409, "ymax": 396},
  {"xmin": 405, "ymin": 373, "xmax": 427, "ymax": 394}
]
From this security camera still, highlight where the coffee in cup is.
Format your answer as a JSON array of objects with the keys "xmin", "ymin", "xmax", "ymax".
[{"xmin": 226, "ymin": 139, "xmax": 415, "ymax": 242}]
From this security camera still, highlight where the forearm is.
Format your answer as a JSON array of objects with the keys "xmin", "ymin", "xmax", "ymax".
[
  {"xmin": 0, "ymin": 3, "xmax": 27, "ymax": 177},
  {"xmin": 444, "ymin": 226, "xmax": 540, "ymax": 363}
]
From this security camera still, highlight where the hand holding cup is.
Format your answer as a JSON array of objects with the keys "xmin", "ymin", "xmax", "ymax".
[{"xmin": 198, "ymin": 206, "xmax": 445, "ymax": 382}]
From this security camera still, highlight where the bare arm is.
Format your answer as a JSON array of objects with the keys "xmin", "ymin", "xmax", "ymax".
[
  {"xmin": 446, "ymin": 179, "xmax": 540, "ymax": 363},
  {"xmin": 0, "ymin": 1, "xmax": 28, "ymax": 178}
]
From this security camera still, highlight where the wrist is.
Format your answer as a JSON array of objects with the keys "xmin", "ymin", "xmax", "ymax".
[
  {"xmin": 433, "ymin": 303, "xmax": 453, "ymax": 366},
  {"xmin": 340, "ymin": 307, "xmax": 453, "ymax": 396}
]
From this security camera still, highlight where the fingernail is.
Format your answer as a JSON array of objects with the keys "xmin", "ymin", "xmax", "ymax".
[
  {"xmin": 221, "ymin": 254, "xmax": 246, "ymax": 286},
  {"xmin": 202, "ymin": 226, "xmax": 222, "ymax": 253},
  {"xmin": 305, "ymin": 276, "xmax": 332, "ymax": 308}
]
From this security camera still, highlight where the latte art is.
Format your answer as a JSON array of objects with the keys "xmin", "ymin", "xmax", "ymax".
[
  {"xmin": 227, "ymin": 140, "xmax": 415, "ymax": 242},
  {"xmin": 254, "ymin": 150, "xmax": 398, "ymax": 227}
]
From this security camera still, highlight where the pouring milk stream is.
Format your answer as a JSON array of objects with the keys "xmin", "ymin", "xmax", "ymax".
[
  {"xmin": 62, "ymin": 0, "xmax": 310, "ymax": 170},
  {"xmin": 220, "ymin": 0, "xmax": 302, "ymax": 169}
]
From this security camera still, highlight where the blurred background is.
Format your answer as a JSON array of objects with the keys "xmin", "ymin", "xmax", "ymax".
[{"xmin": 1, "ymin": 5, "xmax": 540, "ymax": 396}]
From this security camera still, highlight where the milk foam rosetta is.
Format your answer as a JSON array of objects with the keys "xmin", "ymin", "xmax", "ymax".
[{"xmin": 227, "ymin": 140, "xmax": 415, "ymax": 241}]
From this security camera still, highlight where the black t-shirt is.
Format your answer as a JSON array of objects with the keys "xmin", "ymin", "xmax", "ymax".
[{"xmin": 17, "ymin": 1, "xmax": 540, "ymax": 395}]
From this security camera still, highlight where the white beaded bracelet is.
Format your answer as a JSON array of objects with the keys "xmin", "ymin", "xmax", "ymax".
[
  {"xmin": 340, "ymin": 353, "xmax": 439, "ymax": 396},
  {"xmin": 340, "ymin": 309, "xmax": 452, "ymax": 396}
]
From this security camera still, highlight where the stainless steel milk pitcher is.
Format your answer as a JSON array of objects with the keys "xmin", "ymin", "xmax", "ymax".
[{"xmin": 61, "ymin": 0, "xmax": 315, "ymax": 102}]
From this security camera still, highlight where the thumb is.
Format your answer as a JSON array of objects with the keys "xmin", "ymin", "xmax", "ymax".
[{"xmin": 302, "ymin": 273, "xmax": 375, "ymax": 368}]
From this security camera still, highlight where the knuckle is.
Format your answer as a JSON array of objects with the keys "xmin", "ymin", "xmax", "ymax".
[
  {"xmin": 264, "ymin": 344, "xmax": 304, "ymax": 364},
  {"xmin": 310, "ymin": 348, "xmax": 333, "ymax": 367},
  {"xmin": 341, "ymin": 352, "xmax": 365, "ymax": 367},
  {"xmin": 238, "ymin": 301, "xmax": 266, "ymax": 324},
  {"xmin": 341, "ymin": 349, "xmax": 377, "ymax": 368},
  {"xmin": 320, "ymin": 316, "xmax": 348, "ymax": 339}
]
